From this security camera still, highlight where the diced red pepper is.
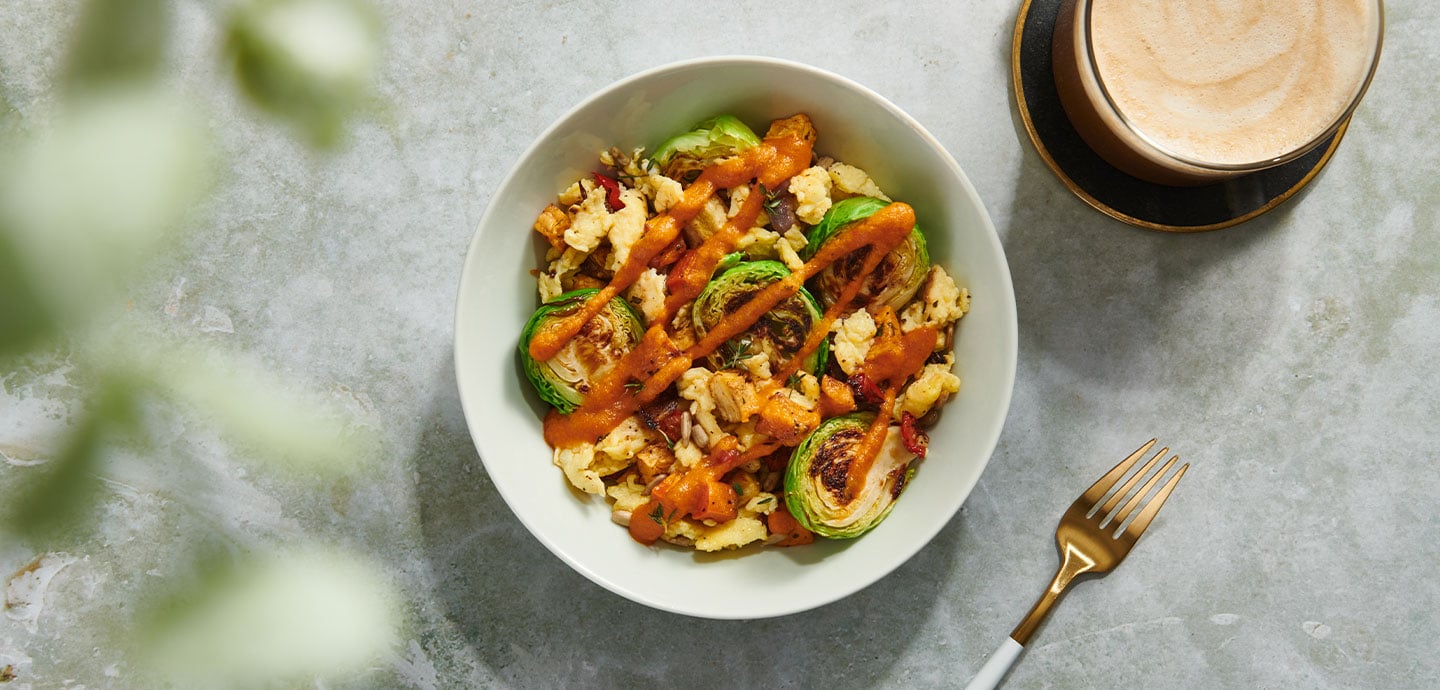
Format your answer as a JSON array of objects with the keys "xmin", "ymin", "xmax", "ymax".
[
  {"xmin": 900, "ymin": 412, "xmax": 929, "ymax": 459},
  {"xmin": 847, "ymin": 372, "xmax": 885, "ymax": 406},
  {"xmin": 592, "ymin": 172, "xmax": 623, "ymax": 212}
]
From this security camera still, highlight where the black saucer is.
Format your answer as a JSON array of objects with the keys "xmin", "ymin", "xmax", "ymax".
[{"xmin": 1012, "ymin": 0, "xmax": 1348, "ymax": 232}]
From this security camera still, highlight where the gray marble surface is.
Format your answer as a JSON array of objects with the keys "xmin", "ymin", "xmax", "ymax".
[{"xmin": 3, "ymin": 1, "xmax": 1438, "ymax": 688}]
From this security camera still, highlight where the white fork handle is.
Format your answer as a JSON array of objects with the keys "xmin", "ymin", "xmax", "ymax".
[{"xmin": 964, "ymin": 636, "xmax": 1024, "ymax": 690}]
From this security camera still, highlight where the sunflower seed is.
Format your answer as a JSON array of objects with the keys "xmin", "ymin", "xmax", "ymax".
[{"xmin": 691, "ymin": 423, "xmax": 709, "ymax": 449}]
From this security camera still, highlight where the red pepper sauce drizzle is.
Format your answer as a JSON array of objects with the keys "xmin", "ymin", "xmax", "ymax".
[
  {"xmin": 528, "ymin": 121, "xmax": 814, "ymax": 364},
  {"xmin": 842, "ymin": 308, "xmax": 936, "ymax": 502},
  {"xmin": 544, "ymin": 202, "xmax": 919, "ymax": 449},
  {"xmin": 535, "ymin": 116, "xmax": 937, "ymax": 536}
]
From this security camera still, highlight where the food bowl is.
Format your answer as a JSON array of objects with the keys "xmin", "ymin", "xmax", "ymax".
[{"xmin": 454, "ymin": 56, "xmax": 1016, "ymax": 619}]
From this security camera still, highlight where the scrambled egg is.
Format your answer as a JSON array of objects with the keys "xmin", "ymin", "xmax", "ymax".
[
  {"xmin": 626, "ymin": 267, "xmax": 667, "ymax": 324},
  {"xmin": 557, "ymin": 180, "xmax": 584, "ymax": 207},
  {"xmin": 896, "ymin": 354, "xmax": 961, "ymax": 418},
  {"xmin": 740, "ymin": 351, "xmax": 771, "ymax": 380},
  {"xmin": 776, "ymin": 229, "xmax": 807, "ymax": 271},
  {"xmin": 831, "ymin": 309, "xmax": 877, "ymax": 376},
  {"xmin": 696, "ymin": 514, "xmax": 767, "ymax": 551},
  {"xmin": 728, "ymin": 185, "xmax": 753, "ymax": 217},
  {"xmin": 606, "ymin": 473, "xmax": 649, "ymax": 513},
  {"xmin": 828, "ymin": 162, "xmax": 890, "ymax": 201},
  {"xmin": 538, "ymin": 247, "xmax": 588, "ymax": 303},
  {"xmin": 685, "ymin": 197, "xmax": 728, "ymax": 244},
  {"xmin": 900, "ymin": 265, "xmax": 970, "ymax": 335},
  {"xmin": 553, "ymin": 443, "xmax": 608, "ymax": 495},
  {"xmin": 563, "ymin": 186, "xmax": 612, "ymax": 252},
  {"xmin": 677, "ymin": 367, "xmax": 724, "ymax": 441},
  {"xmin": 639, "ymin": 173, "xmax": 683, "ymax": 213},
  {"xmin": 604, "ymin": 188, "xmax": 648, "ymax": 271},
  {"xmin": 789, "ymin": 165, "xmax": 833, "ymax": 225},
  {"xmin": 596, "ymin": 415, "xmax": 653, "ymax": 462}
]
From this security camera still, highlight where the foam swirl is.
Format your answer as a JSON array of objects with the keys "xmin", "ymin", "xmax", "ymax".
[{"xmin": 1090, "ymin": 0, "xmax": 1379, "ymax": 165}]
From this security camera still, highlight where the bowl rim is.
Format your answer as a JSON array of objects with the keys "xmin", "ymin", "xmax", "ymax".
[{"xmin": 453, "ymin": 54, "xmax": 1018, "ymax": 619}]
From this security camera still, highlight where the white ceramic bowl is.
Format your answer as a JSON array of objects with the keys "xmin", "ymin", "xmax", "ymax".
[{"xmin": 455, "ymin": 56, "xmax": 1016, "ymax": 620}]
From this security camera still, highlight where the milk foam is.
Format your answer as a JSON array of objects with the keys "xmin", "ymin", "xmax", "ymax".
[{"xmin": 1089, "ymin": 0, "xmax": 1379, "ymax": 165}]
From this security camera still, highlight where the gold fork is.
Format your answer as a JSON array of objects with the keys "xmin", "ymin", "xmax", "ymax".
[{"xmin": 964, "ymin": 439, "xmax": 1189, "ymax": 690}]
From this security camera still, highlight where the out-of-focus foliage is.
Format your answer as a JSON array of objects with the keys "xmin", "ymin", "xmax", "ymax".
[
  {"xmin": 0, "ymin": 86, "xmax": 211, "ymax": 321},
  {"xmin": 228, "ymin": 0, "xmax": 381, "ymax": 147},
  {"xmin": 0, "ymin": 0, "xmax": 394, "ymax": 685},
  {"xmin": 139, "ymin": 547, "xmax": 397, "ymax": 684},
  {"xmin": 64, "ymin": 0, "xmax": 169, "ymax": 88},
  {"xmin": 3, "ymin": 379, "xmax": 136, "ymax": 542}
]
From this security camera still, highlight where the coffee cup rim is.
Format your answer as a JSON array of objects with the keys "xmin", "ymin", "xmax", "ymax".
[{"xmin": 1078, "ymin": 0, "xmax": 1386, "ymax": 173}]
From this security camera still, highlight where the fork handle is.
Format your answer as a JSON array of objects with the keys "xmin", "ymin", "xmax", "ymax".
[
  {"xmin": 963, "ymin": 637, "xmax": 1023, "ymax": 690},
  {"xmin": 966, "ymin": 546, "xmax": 1096, "ymax": 688}
]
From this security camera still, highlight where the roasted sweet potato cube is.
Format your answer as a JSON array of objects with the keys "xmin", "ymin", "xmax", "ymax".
[
  {"xmin": 532, "ymin": 204, "xmax": 570, "ymax": 249},
  {"xmin": 755, "ymin": 390, "xmax": 821, "ymax": 446},
  {"xmin": 819, "ymin": 375, "xmax": 856, "ymax": 417}
]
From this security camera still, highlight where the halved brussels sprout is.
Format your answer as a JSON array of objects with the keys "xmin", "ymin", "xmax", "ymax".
[
  {"xmin": 804, "ymin": 196, "xmax": 929, "ymax": 311},
  {"xmin": 652, "ymin": 115, "xmax": 761, "ymax": 179},
  {"xmin": 784, "ymin": 413, "xmax": 916, "ymax": 539},
  {"xmin": 519, "ymin": 289, "xmax": 645, "ymax": 413},
  {"xmin": 692, "ymin": 260, "xmax": 828, "ymax": 376}
]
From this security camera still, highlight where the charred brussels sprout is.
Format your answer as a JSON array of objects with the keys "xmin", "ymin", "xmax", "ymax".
[
  {"xmin": 784, "ymin": 413, "xmax": 917, "ymax": 539},
  {"xmin": 804, "ymin": 196, "xmax": 929, "ymax": 311},
  {"xmin": 652, "ymin": 115, "xmax": 761, "ymax": 180},
  {"xmin": 519, "ymin": 289, "xmax": 645, "ymax": 413},
  {"xmin": 692, "ymin": 260, "xmax": 827, "ymax": 376}
]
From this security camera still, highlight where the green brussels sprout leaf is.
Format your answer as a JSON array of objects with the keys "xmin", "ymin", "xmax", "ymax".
[
  {"xmin": 692, "ymin": 261, "xmax": 827, "ymax": 377},
  {"xmin": 784, "ymin": 413, "xmax": 916, "ymax": 539},
  {"xmin": 519, "ymin": 289, "xmax": 645, "ymax": 413},
  {"xmin": 804, "ymin": 196, "xmax": 930, "ymax": 311}
]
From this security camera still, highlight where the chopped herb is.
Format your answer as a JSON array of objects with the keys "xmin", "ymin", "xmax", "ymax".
[
  {"xmin": 759, "ymin": 496, "xmax": 774, "ymax": 505},
  {"xmin": 624, "ymin": 379, "xmax": 644, "ymax": 394},
  {"xmin": 731, "ymin": 482, "xmax": 744, "ymax": 497},
  {"xmin": 720, "ymin": 339, "xmax": 754, "ymax": 370},
  {"xmin": 760, "ymin": 182, "xmax": 784, "ymax": 214},
  {"xmin": 649, "ymin": 503, "xmax": 665, "ymax": 525},
  {"xmin": 786, "ymin": 372, "xmax": 802, "ymax": 389},
  {"xmin": 654, "ymin": 426, "xmax": 675, "ymax": 449}
]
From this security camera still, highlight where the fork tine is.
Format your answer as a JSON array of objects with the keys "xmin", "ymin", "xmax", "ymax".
[
  {"xmin": 1092, "ymin": 444, "xmax": 1166, "ymax": 519},
  {"xmin": 1081, "ymin": 438, "xmax": 1155, "ymax": 506},
  {"xmin": 1111, "ymin": 453, "xmax": 1178, "ymax": 527},
  {"xmin": 1119, "ymin": 461, "xmax": 1188, "ymax": 542}
]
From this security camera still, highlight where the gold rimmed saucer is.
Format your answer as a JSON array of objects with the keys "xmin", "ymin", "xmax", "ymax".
[{"xmin": 1012, "ymin": 0, "xmax": 1349, "ymax": 232}]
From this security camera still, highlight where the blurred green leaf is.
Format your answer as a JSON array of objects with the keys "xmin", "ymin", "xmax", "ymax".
[
  {"xmin": 0, "ymin": 86, "xmax": 212, "ymax": 322},
  {"xmin": 227, "ymin": 0, "xmax": 381, "ymax": 148},
  {"xmin": 0, "ymin": 228, "xmax": 57, "ymax": 359},
  {"xmin": 64, "ymin": 0, "xmax": 168, "ymax": 88},
  {"xmin": 138, "ymin": 546, "xmax": 397, "ymax": 685},
  {"xmin": 3, "ymin": 382, "xmax": 135, "ymax": 542},
  {"xmin": 86, "ymin": 331, "xmax": 377, "ymax": 475}
]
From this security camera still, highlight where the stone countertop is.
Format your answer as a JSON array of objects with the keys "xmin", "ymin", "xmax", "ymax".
[{"xmin": 2, "ymin": 1, "xmax": 1437, "ymax": 688}]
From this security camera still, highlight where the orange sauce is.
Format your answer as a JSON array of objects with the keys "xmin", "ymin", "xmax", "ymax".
[
  {"xmin": 841, "ymin": 309, "xmax": 937, "ymax": 501},
  {"xmin": 529, "ymin": 125, "xmax": 810, "ymax": 363},
  {"xmin": 663, "ymin": 183, "xmax": 763, "ymax": 314},
  {"xmin": 534, "ymin": 115, "xmax": 937, "ymax": 528}
]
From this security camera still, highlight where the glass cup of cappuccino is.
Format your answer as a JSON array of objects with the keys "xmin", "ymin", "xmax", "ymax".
[{"xmin": 1053, "ymin": 0, "xmax": 1384, "ymax": 186}]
